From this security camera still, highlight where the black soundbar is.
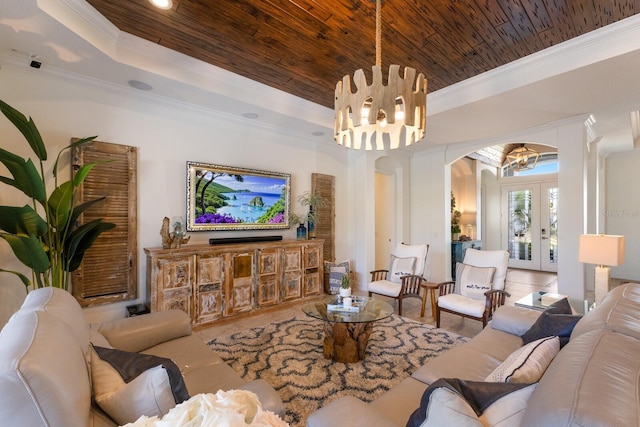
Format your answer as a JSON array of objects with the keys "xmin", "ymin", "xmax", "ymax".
[{"xmin": 209, "ymin": 235, "xmax": 283, "ymax": 245}]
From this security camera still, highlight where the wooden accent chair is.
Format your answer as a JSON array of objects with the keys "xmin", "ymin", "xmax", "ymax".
[
  {"xmin": 436, "ymin": 248, "xmax": 510, "ymax": 328},
  {"xmin": 368, "ymin": 243, "xmax": 429, "ymax": 315}
]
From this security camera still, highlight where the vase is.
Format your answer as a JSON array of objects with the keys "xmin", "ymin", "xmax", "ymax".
[
  {"xmin": 296, "ymin": 224, "xmax": 307, "ymax": 240},
  {"xmin": 307, "ymin": 206, "xmax": 316, "ymax": 239},
  {"xmin": 339, "ymin": 287, "xmax": 351, "ymax": 298},
  {"xmin": 307, "ymin": 220, "xmax": 316, "ymax": 239}
]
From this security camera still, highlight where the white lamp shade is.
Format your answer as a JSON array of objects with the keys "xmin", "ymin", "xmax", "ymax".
[{"xmin": 578, "ymin": 234, "xmax": 625, "ymax": 266}]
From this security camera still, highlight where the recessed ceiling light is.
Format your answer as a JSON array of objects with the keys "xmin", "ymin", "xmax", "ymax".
[
  {"xmin": 148, "ymin": 0, "xmax": 173, "ymax": 10},
  {"xmin": 128, "ymin": 80, "xmax": 153, "ymax": 91},
  {"xmin": 241, "ymin": 113, "xmax": 259, "ymax": 119},
  {"xmin": 311, "ymin": 131, "xmax": 325, "ymax": 137}
]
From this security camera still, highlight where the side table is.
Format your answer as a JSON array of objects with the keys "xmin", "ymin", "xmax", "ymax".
[{"xmin": 420, "ymin": 282, "xmax": 439, "ymax": 319}]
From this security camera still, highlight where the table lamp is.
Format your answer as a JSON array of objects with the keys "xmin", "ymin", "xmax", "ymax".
[{"xmin": 578, "ymin": 234, "xmax": 625, "ymax": 304}]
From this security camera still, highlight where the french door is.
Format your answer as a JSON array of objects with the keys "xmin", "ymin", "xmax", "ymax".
[{"xmin": 501, "ymin": 182, "xmax": 558, "ymax": 272}]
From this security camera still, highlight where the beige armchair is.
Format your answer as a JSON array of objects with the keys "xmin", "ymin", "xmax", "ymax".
[
  {"xmin": 368, "ymin": 243, "xmax": 429, "ymax": 315},
  {"xmin": 436, "ymin": 248, "xmax": 510, "ymax": 328}
]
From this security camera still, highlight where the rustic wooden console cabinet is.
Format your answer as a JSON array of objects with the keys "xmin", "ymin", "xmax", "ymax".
[{"xmin": 144, "ymin": 240, "xmax": 323, "ymax": 327}]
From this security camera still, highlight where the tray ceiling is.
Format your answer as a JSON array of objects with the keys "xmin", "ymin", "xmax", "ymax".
[{"xmin": 86, "ymin": 0, "xmax": 640, "ymax": 109}]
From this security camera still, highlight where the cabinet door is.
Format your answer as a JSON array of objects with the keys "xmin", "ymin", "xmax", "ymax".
[
  {"xmin": 156, "ymin": 256, "xmax": 193, "ymax": 317},
  {"xmin": 303, "ymin": 271, "xmax": 321, "ymax": 296},
  {"xmin": 282, "ymin": 247, "xmax": 302, "ymax": 301},
  {"xmin": 257, "ymin": 249, "xmax": 279, "ymax": 307},
  {"xmin": 302, "ymin": 244, "xmax": 322, "ymax": 296},
  {"xmin": 226, "ymin": 252, "xmax": 255, "ymax": 315},
  {"xmin": 195, "ymin": 255, "xmax": 224, "ymax": 324},
  {"xmin": 303, "ymin": 245, "xmax": 321, "ymax": 269}
]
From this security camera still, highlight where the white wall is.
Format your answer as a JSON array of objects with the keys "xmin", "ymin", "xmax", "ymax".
[
  {"xmin": 605, "ymin": 150, "xmax": 640, "ymax": 281},
  {"xmin": 0, "ymin": 66, "xmax": 351, "ymax": 322}
]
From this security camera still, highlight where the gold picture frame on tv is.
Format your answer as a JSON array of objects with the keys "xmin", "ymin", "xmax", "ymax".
[{"xmin": 186, "ymin": 162, "xmax": 291, "ymax": 232}]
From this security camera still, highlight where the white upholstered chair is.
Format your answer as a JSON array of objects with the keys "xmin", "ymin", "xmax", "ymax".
[
  {"xmin": 436, "ymin": 248, "xmax": 510, "ymax": 328},
  {"xmin": 368, "ymin": 243, "xmax": 429, "ymax": 315}
]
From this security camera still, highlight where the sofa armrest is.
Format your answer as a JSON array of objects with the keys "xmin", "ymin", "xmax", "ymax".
[
  {"xmin": 96, "ymin": 309, "xmax": 192, "ymax": 353},
  {"xmin": 306, "ymin": 396, "xmax": 397, "ymax": 427},
  {"xmin": 490, "ymin": 305, "xmax": 541, "ymax": 336}
]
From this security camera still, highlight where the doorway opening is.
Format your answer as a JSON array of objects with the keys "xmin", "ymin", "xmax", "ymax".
[{"xmin": 501, "ymin": 182, "xmax": 558, "ymax": 272}]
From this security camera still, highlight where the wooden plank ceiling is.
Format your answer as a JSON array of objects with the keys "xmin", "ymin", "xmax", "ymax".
[{"xmin": 87, "ymin": 0, "xmax": 640, "ymax": 110}]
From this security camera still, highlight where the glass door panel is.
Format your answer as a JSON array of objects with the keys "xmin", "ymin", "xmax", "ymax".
[
  {"xmin": 501, "ymin": 182, "xmax": 557, "ymax": 272},
  {"xmin": 541, "ymin": 184, "xmax": 558, "ymax": 272}
]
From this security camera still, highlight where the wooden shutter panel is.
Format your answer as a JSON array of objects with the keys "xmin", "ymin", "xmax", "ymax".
[
  {"xmin": 312, "ymin": 173, "xmax": 335, "ymax": 262},
  {"xmin": 71, "ymin": 140, "xmax": 138, "ymax": 306}
]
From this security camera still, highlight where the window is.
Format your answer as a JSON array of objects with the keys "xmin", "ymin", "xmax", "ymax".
[{"xmin": 503, "ymin": 153, "xmax": 558, "ymax": 177}]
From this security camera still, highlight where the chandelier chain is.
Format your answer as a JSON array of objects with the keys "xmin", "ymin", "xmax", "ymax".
[{"xmin": 376, "ymin": 0, "xmax": 382, "ymax": 67}]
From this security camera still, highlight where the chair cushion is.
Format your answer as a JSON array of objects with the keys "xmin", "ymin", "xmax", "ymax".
[
  {"xmin": 388, "ymin": 255, "xmax": 416, "ymax": 284},
  {"xmin": 455, "ymin": 263, "xmax": 495, "ymax": 300},
  {"xmin": 463, "ymin": 249, "xmax": 509, "ymax": 291},
  {"xmin": 438, "ymin": 293, "xmax": 486, "ymax": 318},
  {"xmin": 485, "ymin": 336, "xmax": 559, "ymax": 383},
  {"xmin": 369, "ymin": 279, "xmax": 401, "ymax": 297},
  {"xmin": 394, "ymin": 243, "xmax": 429, "ymax": 278}
]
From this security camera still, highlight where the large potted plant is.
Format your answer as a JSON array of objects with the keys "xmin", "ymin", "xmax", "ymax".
[
  {"xmin": 0, "ymin": 100, "xmax": 115, "ymax": 290},
  {"xmin": 451, "ymin": 192, "xmax": 461, "ymax": 241}
]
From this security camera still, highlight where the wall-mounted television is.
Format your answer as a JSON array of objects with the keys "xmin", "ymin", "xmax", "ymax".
[{"xmin": 186, "ymin": 162, "xmax": 291, "ymax": 232}]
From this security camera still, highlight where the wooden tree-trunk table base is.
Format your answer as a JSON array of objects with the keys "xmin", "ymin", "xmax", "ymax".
[{"xmin": 322, "ymin": 321, "xmax": 373, "ymax": 363}]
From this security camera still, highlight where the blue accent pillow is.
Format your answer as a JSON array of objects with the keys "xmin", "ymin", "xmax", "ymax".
[{"xmin": 521, "ymin": 298, "xmax": 582, "ymax": 347}]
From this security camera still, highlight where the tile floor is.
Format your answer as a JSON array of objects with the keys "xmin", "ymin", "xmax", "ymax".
[{"xmin": 196, "ymin": 268, "xmax": 558, "ymax": 342}]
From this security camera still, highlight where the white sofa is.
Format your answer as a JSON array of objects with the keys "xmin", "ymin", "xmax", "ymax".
[
  {"xmin": 308, "ymin": 283, "xmax": 640, "ymax": 426},
  {"xmin": 0, "ymin": 287, "xmax": 284, "ymax": 426}
]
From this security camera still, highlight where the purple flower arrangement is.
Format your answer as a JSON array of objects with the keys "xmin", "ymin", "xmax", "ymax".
[
  {"xmin": 269, "ymin": 212, "xmax": 285, "ymax": 224},
  {"xmin": 195, "ymin": 213, "xmax": 240, "ymax": 224}
]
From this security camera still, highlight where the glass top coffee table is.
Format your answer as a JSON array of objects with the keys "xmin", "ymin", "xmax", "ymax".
[
  {"xmin": 302, "ymin": 295, "xmax": 394, "ymax": 363},
  {"xmin": 515, "ymin": 291, "xmax": 593, "ymax": 315}
]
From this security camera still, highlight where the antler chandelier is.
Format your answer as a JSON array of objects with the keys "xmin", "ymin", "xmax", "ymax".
[{"xmin": 334, "ymin": 0, "xmax": 427, "ymax": 150}]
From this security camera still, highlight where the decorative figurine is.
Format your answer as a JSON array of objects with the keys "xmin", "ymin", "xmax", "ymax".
[{"xmin": 160, "ymin": 216, "xmax": 190, "ymax": 249}]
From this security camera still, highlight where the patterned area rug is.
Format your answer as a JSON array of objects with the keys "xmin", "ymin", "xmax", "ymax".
[{"xmin": 207, "ymin": 314, "xmax": 468, "ymax": 426}]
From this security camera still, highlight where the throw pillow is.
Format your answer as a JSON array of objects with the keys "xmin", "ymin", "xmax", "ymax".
[
  {"xmin": 91, "ymin": 345, "xmax": 190, "ymax": 425},
  {"xmin": 324, "ymin": 260, "xmax": 350, "ymax": 294},
  {"xmin": 456, "ymin": 263, "xmax": 496, "ymax": 300},
  {"xmin": 388, "ymin": 255, "xmax": 416, "ymax": 284},
  {"xmin": 406, "ymin": 378, "xmax": 536, "ymax": 427},
  {"xmin": 522, "ymin": 298, "xmax": 582, "ymax": 347},
  {"xmin": 485, "ymin": 336, "xmax": 560, "ymax": 383}
]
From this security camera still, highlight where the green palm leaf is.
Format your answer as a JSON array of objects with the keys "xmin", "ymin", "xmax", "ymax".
[
  {"xmin": 0, "ymin": 100, "xmax": 47, "ymax": 161},
  {"xmin": 0, "ymin": 233, "xmax": 49, "ymax": 273},
  {"xmin": 0, "ymin": 205, "xmax": 48, "ymax": 236},
  {"xmin": 0, "ymin": 151, "xmax": 46, "ymax": 203}
]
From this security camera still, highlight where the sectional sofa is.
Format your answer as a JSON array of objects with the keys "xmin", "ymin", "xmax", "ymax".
[
  {"xmin": 0, "ymin": 287, "xmax": 284, "ymax": 426},
  {"xmin": 308, "ymin": 283, "xmax": 640, "ymax": 426}
]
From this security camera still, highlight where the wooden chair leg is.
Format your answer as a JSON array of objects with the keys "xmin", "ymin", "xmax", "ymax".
[
  {"xmin": 398, "ymin": 296, "xmax": 403, "ymax": 316},
  {"xmin": 436, "ymin": 306, "xmax": 441, "ymax": 327}
]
